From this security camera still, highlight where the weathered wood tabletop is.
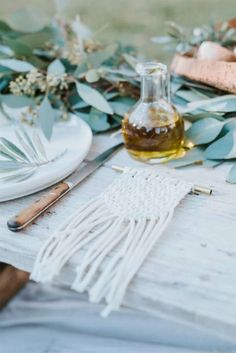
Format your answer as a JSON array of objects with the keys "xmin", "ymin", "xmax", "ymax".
[{"xmin": 1, "ymin": 128, "xmax": 236, "ymax": 346}]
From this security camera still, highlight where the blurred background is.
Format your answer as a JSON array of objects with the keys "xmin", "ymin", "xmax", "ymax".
[{"xmin": 1, "ymin": 0, "xmax": 236, "ymax": 61}]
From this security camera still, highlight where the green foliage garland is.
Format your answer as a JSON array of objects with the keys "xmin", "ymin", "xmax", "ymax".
[{"xmin": 0, "ymin": 13, "xmax": 139, "ymax": 139}]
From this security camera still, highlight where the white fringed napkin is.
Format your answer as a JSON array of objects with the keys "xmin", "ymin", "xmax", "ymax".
[{"xmin": 31, "ymin": 168, "xmax": 193, "ymax": 316}]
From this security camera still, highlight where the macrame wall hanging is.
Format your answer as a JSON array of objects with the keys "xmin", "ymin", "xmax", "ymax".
[{"xmin": 31, "ymin": 168, "xmax": 193, "ymax": 316}]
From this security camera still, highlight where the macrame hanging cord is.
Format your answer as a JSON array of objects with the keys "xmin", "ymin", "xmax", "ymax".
[{"xmin": 31, "ymin": 168, "xmax": 193, "ymax": 316}]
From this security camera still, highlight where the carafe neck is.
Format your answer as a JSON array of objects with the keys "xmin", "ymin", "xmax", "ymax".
[{"xmin": 141, "ymin": 74, "xmax": 169, "ymax": 103}]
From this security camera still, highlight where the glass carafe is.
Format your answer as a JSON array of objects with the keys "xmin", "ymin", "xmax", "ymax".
[{"xmin": 122, "ymin": 62, "xmax": 184, "ymax": 161}]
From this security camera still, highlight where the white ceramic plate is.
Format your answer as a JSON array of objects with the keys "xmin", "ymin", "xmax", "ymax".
[{"xmin": 0, "ymin": 115, "xmax": 92, "ymax": 202}]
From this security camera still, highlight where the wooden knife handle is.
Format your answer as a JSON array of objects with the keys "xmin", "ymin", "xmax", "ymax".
[{"xmin": 7, "ymin": 182, "xmax": 70, "ymax": 232}]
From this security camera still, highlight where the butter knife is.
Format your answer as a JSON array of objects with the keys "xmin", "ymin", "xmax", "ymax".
[{"xmin": 7, "ymin": 143, "xmax": 123, "ymax": 232}]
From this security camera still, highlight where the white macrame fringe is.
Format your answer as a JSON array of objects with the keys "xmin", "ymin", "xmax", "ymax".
[{"xmin": 31, "ymin": 168, "xmax": 193, "ymax": 316}]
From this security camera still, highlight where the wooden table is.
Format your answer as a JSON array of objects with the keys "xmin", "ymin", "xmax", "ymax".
[{"xmin": 1, "ymin": 131, "xmax": 236, "ymax": 350}]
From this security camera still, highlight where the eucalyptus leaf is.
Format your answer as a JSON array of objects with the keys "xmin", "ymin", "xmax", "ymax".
[
  {"xmin": 74, "ymin": 111, "xmax": 90, "ymax": 124},
  {"xmin": 73, "ymin": 100, "xmax": 89, "ymax": 109},
  {"xmin": 2, "ymin": 37, "xmax": 33, "ymax": 57},
  {"xmin": 87, "ymin": 44, "xmax": 118, "ymax": 68},
  {"xmin": 167, "ymin": 147, "xmax": 205, "ymax": 168},
  {"xmin": 185, "ymin": 118, "xmax": 224, "ymax": 145},
  {"xmin": 20, "ymin": 29, "xmax": 54, "ymax": 48},
  {"xmin": 0, "ymin": 20, "xmax": 12, "ymax": 32},
  {"xmin": 0, "ymin": 95, "xmax": 35, "ymax": 108},
  {"xmin": 183, "ymin": 112, "xmax": 224, "ymax": 123},
  {"xmin": 115, "ymin": 97, "xmax": 136, "ymax": 105},
  {"xmin": 171, "ymin": 75, "xmax": 217, "ymax": 92},
  {"xmin": 0, "ymin": 78, "xmax": 10, "ymax": 92},
  {"xmin": 172, "ymin": 96, "xmax": 188, "ymax": 107},
  {"xmin": 104, "ymin": 73, "xmax": 127, "ymax": 83},
  {"xmin": 110, "ymin": 101, "xmax": 132, "ymax": 116},
  {"xmin": 190, "ymin": 87, "xmax": 216, "ymax": 99},
  {"xmin": 171, "ymin": 82, "xmax": 182, "ymax": 94},
  {"xmin": 47, "ymin": 59, "xmax": 65, "ymax": 75},
  {"xmin": 68, "ymin": 93, "xmax": 83, "ymax": 107},
  {"xmin": 74, "ymin": 63, "xmax": 89, "ymax": 77},
  {"xmin": 27, "ymin": 55, "xmax": 46, "ymax": 70},
  {"xmin": 0, "ymin": 59, "xmax": 35, "ymax": 72},
  {"xmin": 226, "ymin": 164, "xmax": 236, "ymax": 183},
  {"xmin": 203, "ymin": 159, "xmax": 222, "ymax": 168},
  {"xmin": 101, "ymin": 66, "xmax": 137, "ymax": 78},
  {"xmin": 184, "ymin": 95, "xmax": 236, "ymax": 113},
  {"xmin": 110, "ymin": 114, "xmax": 122, "ymax": 128},
  {"xmin": 104, "ymin": 92, "xmax": 119, "ymax": 100},
  {"xmin": 176, "ymin": 88, "xmax": 208, "ymax": 102},
  {"xmin": 122, "ymin": 53, "xmax": 137, "ymax": 70},
  {"xmin": 204, "ymin": 130, "xmax": 236, "ymax": 160},
  {"xmin": 38, "ymin": 96, "xmax": 55, "ymax": 140},
  {"xmin": 0, "ymin": 44, "xmax": 14, "ymax": 56},
  {"xmin": 76, "ymin": 82, "xmax": 113, "ymax": 115},
  {"xmin": 88, "ymin": 108, "xmax": 110, "ymax": 132},
  {"xmin": 222, "ymin": 119, "xmax": 236, "ymax": 134}
]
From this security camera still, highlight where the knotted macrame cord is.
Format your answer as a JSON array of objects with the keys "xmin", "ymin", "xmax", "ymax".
[{"xmin": 31, "ymin": 167, "xmax": 193, "ymax": 316}]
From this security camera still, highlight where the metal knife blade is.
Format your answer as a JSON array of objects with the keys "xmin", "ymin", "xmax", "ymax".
[
  {"xmin": 65, "ymin": 142, "xmax": 123, "ymax": 188},
  {"xmin": 7, "ymin": 142, "xmax": 123, "ymax": 232}
]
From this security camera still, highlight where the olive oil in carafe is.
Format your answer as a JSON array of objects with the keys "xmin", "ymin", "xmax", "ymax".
[
  {"xmin": 122, "ymin": 111, "xmax": 184, "ymax": 159},
  {"xmin": 121, "ymin": 62, "xmax": 184, "ymax": 161}
]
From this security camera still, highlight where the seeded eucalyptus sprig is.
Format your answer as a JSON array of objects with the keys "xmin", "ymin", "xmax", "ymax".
[{"xmin": 0, "ymin": 10, "xmax": 139, "ymax": 140}]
